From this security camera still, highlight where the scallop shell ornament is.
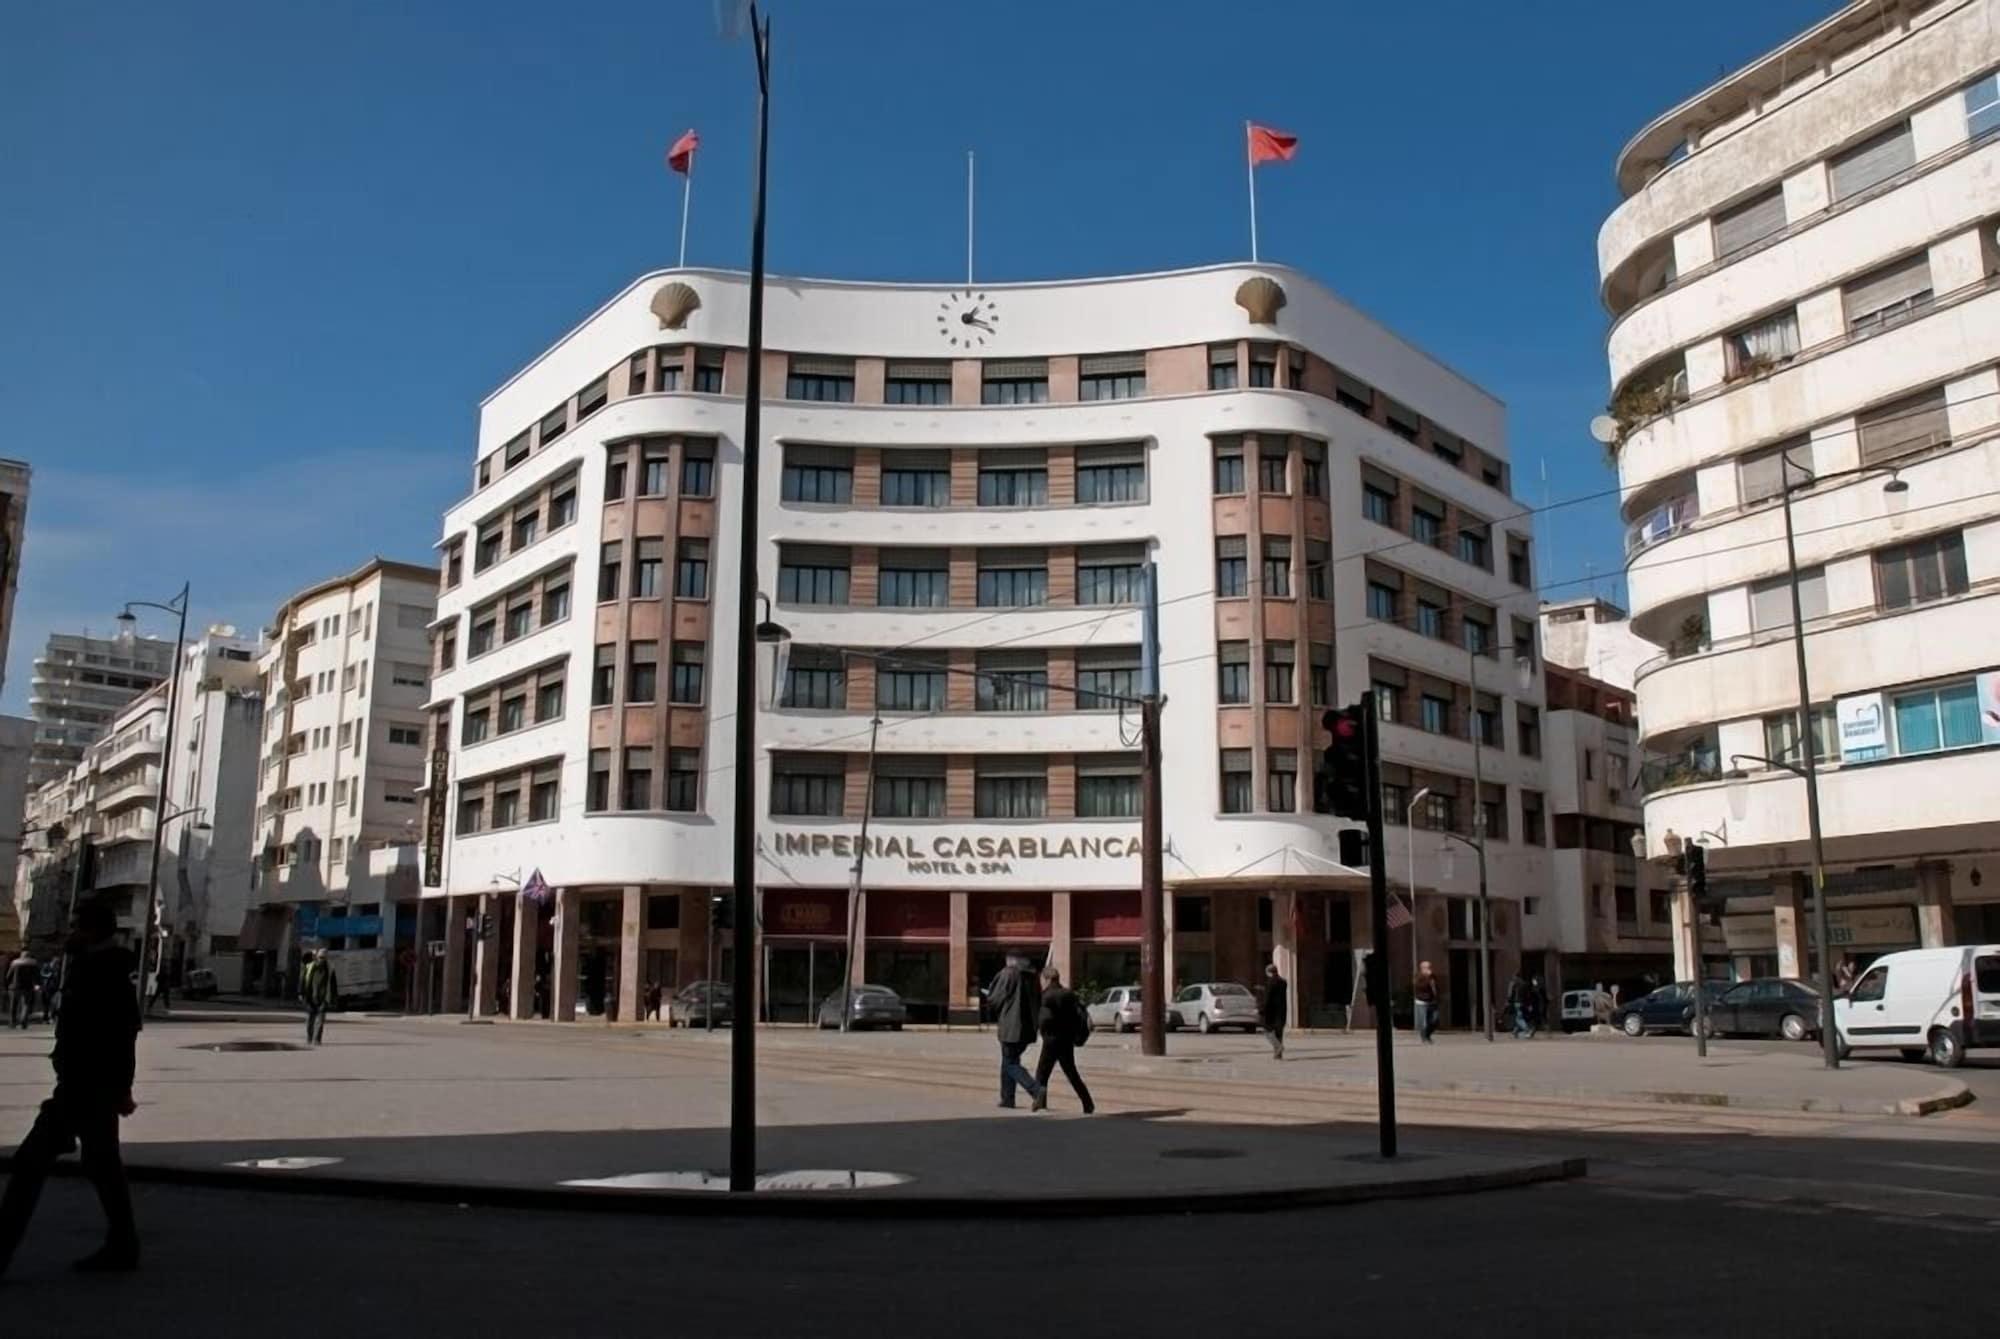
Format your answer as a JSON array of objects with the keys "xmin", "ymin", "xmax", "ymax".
[
  {"xmin": 651, "ymin": 281, "xmax": 701, "ymax": 330},
  {"xmin": 1234, "ymin": 276, "xmax": 1286, "ymax": 325}
]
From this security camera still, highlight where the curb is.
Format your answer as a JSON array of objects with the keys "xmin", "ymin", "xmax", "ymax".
[
  {"xmin": 9, "ymin": 1155, "xmax": 1586, "ymax": 1220},
  {"xmin": 1898, "ymin": 1086, "xmax": 1978, "ymax": 1118}
]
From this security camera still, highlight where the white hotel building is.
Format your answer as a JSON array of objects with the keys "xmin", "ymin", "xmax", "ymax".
[
  {"xmin": 1605, "ymin": 0, "xmax": 2000, "ymax": 976},
  {"xmin": 424, "ymin": 263, "xmax": 1547, "ymax": 1030}
]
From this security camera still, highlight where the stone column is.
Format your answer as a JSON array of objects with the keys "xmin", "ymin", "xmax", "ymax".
[
  {"xmin": 1050, "ymin": 891, "xmax": 1072, "ymax": 979},
  {"xmin": 471, "ymin": 892, "xmax": 501, "ymax": 1017},
  {"xmin": 948, "ymin": 892, "xmax": 970, "ymax": 1012},
  {"xmin": 1272, "ymin": 889, "xmax": 1299, "ymax": 1028},
  {"xmin": 552, "ymin": 888, "xmax": 581, "ymax": 1022},
  {"xmin": 1773, "ymin": 876, "xmax": 1808, "ymax": 981},
  {"xmin": 1349, "ymin": 887, "xmax": 1376, "ymax": 1028},
  {"xmin": 509, "ymin": 895, "xmax": 536, "ymax": 1020},
  {"xmin": 1669, "ymin": 884, "xmax": 1698, "ymax": 982},
  {"xmin": 618, "ymin": 886, "xmax": 643, "ymax": 1023},
  {"xmin": 1917, "ymin": 861, "xmax": 1956, "ymax": 948},
  {"xmin": 442, "ymin": 894, "xmax": 469, "ymax": 1014},
  {"xmin": 847, "ymin": 889, "xmax": 868, "ymax": 987}
]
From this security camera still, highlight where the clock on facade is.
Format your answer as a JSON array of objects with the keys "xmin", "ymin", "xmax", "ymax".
[{"xmin": 937, "ymin": 290, "xmax": 1000, "ymax": 347}]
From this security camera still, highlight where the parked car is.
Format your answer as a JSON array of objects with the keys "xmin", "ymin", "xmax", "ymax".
[
  {"xmin": 1613, "ymin": 981, "xmax": 1726, "ymax": 1037},
  {"xmin": 1166, "ymin": 982, "xmax": 1260, "ymax": 1033},
  {"xmin": 815, "ymin": 984, "xmax": 908, "ymax": 1031},
  {"xmin": 671, "ymin": 981, "xmax": 733, "ymax": 1028},
  {"xmin": 1835, "ymin": 944, "xmax": 2000, "ymax": 1068},
  {"xmin": 1559, "ymin": 989, "xmax": 1613, "ymax": 1032},
  {"xmin": 1088, "ymin": 986, "xmax": 1143, "ymax": 1034},
  {"xmin": 181, "ymin": 967, "xmax": 220, "ymax": 1001},
  {"xmin": 1701, "ymin": 977, "xmax": 1822, "ymax": 1042}
]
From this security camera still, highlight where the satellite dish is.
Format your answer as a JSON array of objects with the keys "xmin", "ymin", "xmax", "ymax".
[{"xmin": 1588, "ymin": 414, "xmax": 1620, "ymax": 445}]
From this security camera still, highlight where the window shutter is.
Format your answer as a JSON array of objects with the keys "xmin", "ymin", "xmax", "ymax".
[
  {"xmin": 1829, "ymin": 122, "xmax": 1914, "ymax": 201},
  {"xmin": 1857, "ymin": 386, "xmax": 1949, "ymax": 464},
  {"xmin": 980, "ymin": 446, "xmax": 1046, "ymax": 466},
  {"xmin": 1216, "ymin": 535, "xmax": 1247, "ymax": 559},
  {"xmin": 1841, "ymin": 252, "xmax": 1933, "ymax": 328},
  {"xmin": 1077, "ymin": 441, "xmax": 1145, "ymax": 466},
  {"xmin": 882, "ymin": 448, "xmax": 950, "ymax": 470},
  {"xmin": 1079, "ymin": 352, "xmax": 1145, "ymax": 375},
  {"xmin": 1371, "ymin": 662, "xmax": 1408, "ymax": 688},
  {"xmin": 785, "ymin": 445, "xmax": 852, "ymax": 468},
  {"xmin": 885, "ymin": 361, "xmax": 949, "ymax": 380},
  {"xmin": 984, "ymin": 359, "xmax": 1047, "ymax": 379},
  {"xmin": 789, "ymin": 355, "xmax": 854, "ymax": 377},
  {"xmin": 1713, "ymin": 187, "xmax": 1787, "ymax": 258},
  {"xmin": 1736, "ymin": 441, "xmax": 1799, "ymax": 504}
]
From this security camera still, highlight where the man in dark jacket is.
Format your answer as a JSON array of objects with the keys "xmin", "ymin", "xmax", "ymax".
[
  {"xmin": 1032, "ymin": 966, "xmax": 1094, "ymax": 1114},
  {"xmin": 1261, "ymin": 963, "xmax": 1290, "ymax": 1059},
  {"xmin": 6, "ymin": 951, "xmax": 38, "ymax": 1028},
  {"xmin": 985, "ymin": 952, "xmax": 1046, "ymax": 1110},
  {"xmin": 0, "ymin": 897, "xmax": 141, "ymax": 1278},
  {"xmin": 300, "ymin": 949, "xmax": 338, "ymax": 1046}
]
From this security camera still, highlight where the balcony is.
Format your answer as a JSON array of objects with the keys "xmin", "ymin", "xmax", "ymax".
[{"xmin": 1624, "ymin": 491, "xmax": 1698, "ymax": 558}]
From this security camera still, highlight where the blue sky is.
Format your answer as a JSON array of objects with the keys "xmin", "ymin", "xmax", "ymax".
[{"xmin": 0, "ymin": 0, "xmax": 1839, "ymax": 711}]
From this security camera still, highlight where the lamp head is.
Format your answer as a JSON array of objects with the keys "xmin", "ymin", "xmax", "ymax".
[
  {"xmin": 115, "ymin": 608, "xmax": 138, "ymax": 635},
  {"xmin": 753, "ymin": 618, "xmax": 791, "ymax": 646},
  {"xmin": 1661, "ymin": 828, "xmax": 1684, "ymax": 859}
]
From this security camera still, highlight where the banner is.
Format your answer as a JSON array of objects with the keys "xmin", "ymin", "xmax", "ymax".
[{"xmin": 1836, "ymin": 692, "xmax": 1888, "ymax": 762}]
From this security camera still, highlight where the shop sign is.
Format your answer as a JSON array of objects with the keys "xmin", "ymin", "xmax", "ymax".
[
  {"xmin": 1723, "ymin": 905, "xmax": 1917, "ymax": 952},
  {"xmin": 769, "ymin": 829, "xmax": 1140, "ymax": 880},
  {"xmin": 1836, "ymin": 692, "xmax": 1888, "ymax": 762},
  {"xmin": 972, "ymin": 894, "xmax": 1050, "ymax": 940},
  {"xmin": 767, "ymin": 891, "xmax": 843, "ymax": 935},
  {"xmin": 423, "ymin": 736, "xmax": 450, "ymax": 887}
]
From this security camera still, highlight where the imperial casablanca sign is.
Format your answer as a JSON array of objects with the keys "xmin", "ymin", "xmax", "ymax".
[{"xmin": 765, "ymin": 825, "xmax": 1142, "ymax": 888}]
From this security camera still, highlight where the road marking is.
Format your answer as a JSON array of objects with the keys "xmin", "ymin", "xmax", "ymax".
[{"xmin": 1862, "ymin": 1159, "xmax": 2000, "ymax": 1178}]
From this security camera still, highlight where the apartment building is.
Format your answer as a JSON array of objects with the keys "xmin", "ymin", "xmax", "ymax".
[
  {"xmin": 245, "ymin": 560, "xmax": 434, "ymax": 996},
  {"xmin": 0, "ymin": 458, "xmax": 26, "ymax": 698},
  {"xmin": 1604, "ymin": 0, "xmax": 2000, "ymax": 979},
  {"xmin": 0, "ymin": 715, "xmax": 30, "ymax": 952},
  {"xmin": 26, "ymin": 629, "xmax": 173, "ymax": 788},
  {"xmin": 423, "ymin": 262, "xmax": 1546, "ymax": 1031}
]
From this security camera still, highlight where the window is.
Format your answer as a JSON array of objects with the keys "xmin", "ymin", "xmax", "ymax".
[
  {"xmin": 536, "ymin": 677, "xmax": 564, "ymax": 722},
  {"xmin": 1264, "ymin": 641, "xmax": 1295, "ymax": 704},
  {"xmin": 1213, "ymin": 438, "xmax": 1245, "ymax": 494},
  {"xmin": 498, "ymin": 695, "xmax": 526, "ymax": 733},
  {"xmin": 1262, "ymin": 537, "xmax": 1291, "ymax": 597},
  {"xmin": 975, "ymin": 759, "xmax": 1046, "ymax": 818},
  {"xmin": 680, "ymin": 439, "xmax": 715, "ymax": 497},
  {"xmin": 1208, "ymin": 344, "xmax": 1239, "ymax": 390},
  {"xmin": 1738, "ymin": 438, "xmax": 1804, "ymax": 506},
  {"xmin": 878, "ymin": 550, "xmax": 950, "ymax": 607},
  {"xmin": 469, "ymin": 616, "xmax": 496, "ymax": 658},
  {"xmin": 511, "ymin": 508, "xmax": 539, "ymax": 551},
  {"xmin": 492, "ymin": 786, "xmax": 521, "ymax": 830},
  {"xmin": 457, "ymin": 788, "xmax": 486, "ymax": 835},
  {"xmin": 539, "ymin": 403, "xmax": 568, "ymax": 446},
  {"xmin": 674, "ymin": 539, "xmax": 709, "ymax": 599},
  {"xmin": 976, "ymin": 651, "xmax": 1048, "ymax": 712},
  {"xmin": 621, "ymin": 747, "xmax": 654, "ymax": 810},
  {"xmin": 1416, "ymin": 600, "xmax": 1446, "ymax": 640},
  {"xmin": 874, "ymin": 760, "xmax": 945, "ymax": 818},
  {"xmin": 1384, "ymin": 402, "xmax": 1420, "ymax": 444},
  {"xmin": 693, "ymin": 350, "xmax": 724, "ymax": 394},
  {"xmin": 977, "ymin": 450, "xmax": 1048, "ymax": 506},
  {"xmin": 1305, "ymin": 541, "xmax": 1329, "ymax": 600},
  {"xmin": 1829, "ymin": 121, "xmax": 1913, "ymax": 202},
  {"xmin": 1309, "ymin": 643, "xmax": 1332, "ymax": 708},
  {"xmin": 587, "ymin": 749, "xmax": 611, "ymax": 811},
  {"xmin": 1266, "ymin": 748, "xmax": 1298, "ymax": 813},
  {"xmin": 881, "ymin": 450, "xmax": 951, "ymax": 507},
  {"xmin": 475, "ymin": 525, "xmax": 503, "ymax": 571},
  {"xmin": 629, "ymin": 349, "xmax": 653, "ymax": 395},
  {"xmin": 771, "ymin": 753, "xmax": 845, "ymax": 817},
  {"xmin": 604, "ymin": 449, "xmax": 628, "ymax": 501},
  {"xmin": 627, "ymin": 641, "xmax": 659, "ymax": 704},
  {"xmin": 1079, "ymin": 353, "xmax": 1144, "ymax": 400},
  {"xmin": 1420, "ymin": 694, "xmax": 1451, "ymax": 735},
  {"xmin": 877, "ymin": 653, "xmax": 947, "ymax": 712},
  {"xmin": 1301, "ymin": 442, "xmax": 1325, "ymax": 498},
  {"xmin": 598, "ymin": 542, "xmax": 623, "ymax": 603},
  {"xmin": 1480, "ymin": 797, "xmax": 1505, "ymax": 841},
  {"xmin": 505, "ymin": 600, "xmax": 533, "ymax": 641},
  {"xmin": 1215, "ymin": 536, "xmax": 1248, "ymax": 597},
  {"xmin": 885, "ymin": 362, "xmax": 951, "ymax": 404},
  {"xmin": 592, "ymin": 645, "xmax": 616, "ymax": 706},
  {"xmin": 1077, "ymin": 756, "xmax": 1141, "ymax": 817},
  {"xmin": 1474, "ymin": 701, "xmax": 1501, "ymax": 747},
  {"xmin": 1372, "ymin": 679, "xmax": 1400, "ymax": 723},
  {"xmin": 779, "ymin": 545, "xmax": 851, "ymax": 604},
  {"xmin": 1520, "ymin": 790, "xmax": 1545, "ymax": 846},
  {"xmin": 1218, "ymin": 641, "xmax": 1251, "ymax": 705},
  {"xmin": 1463, "ymin": 617, "xmax": 1490, "ymax": 656},
  {"xmin": 1363, "ymin": 482, "xmax": 1395, "ymax": 526},
  {"xmin": 1713, "ymin": 186, "xmax": 1786, "ymax": 259},
  {"xmin": 782, "ymin": 646, "xmax": 846, "ymax": 710},
  {"xmin": 1763, "ymin": 707, "xmax": 1837, "ymax": 767},
  {"xmin": 1076, "ymin": 648, "xmax": 1140, "ymax": 708},
  {"xmin": 531, "ymin": 766, "xmax": 560, "ymax": 822},
  {"xmin": 1419, "ymin": 792, "xmax": 1456, "ymax": 833},
  {"xmin": 1411, "ymin": 500, "xmax": 1444, "ymax": 548},
  {"xmin": 982, "ymin": 360, "xmax": 1049, "ymax": 404},
  {"xmin": 1335, "ymin": 371, "xmax": 1373, "ymax": 416},
  {"xmin": 444, "ymin": 543, "xmax": 463, "ymax": 589},
  {"xmin": 787, "ymin": 357, "xmax": 855, "ymax": 402},
  {"xmin": 666, "ymin": 749, "xmax": 700, "ymax": 811},
  {"xmin": 1750, "ymin": 567, "xmax": 1828, "ymax": 635},
  {"xmin": 1220, "ymin": 749, "xmax": 1253, "ymax": 814},
  {"xmin": 781, "ymin": 446, "xmax": 853, "ymax": 504},
  {"xmin": 501, "ymin": 431, "xmax": 531, "ymax": 471},
  {"xmin": 1077, "ymin": 545, "xmax": 1144, "ymax": 605},
  {"xmin": 1967, "ymin": 72, "xmax": 2000, "ymax": 140},
  {"xmin": 1457, "ymin": 523, "xmax": 1490, "ymax": 569},
  {"xmin": 1432, "ymin": 431, "xmax": 1463, "ymax": 468},
  {"xmin": 1248, "ymin": 345, "xmax": 1277, "ymax": 388},
  {"xmin": 541, "ymin": 581, "xmax": 570, "ymax": 627},
  {"xmin": 1843, "ymin": 253, "xmax": 1934, "ymax": 336},
  {"xmin": 1076, "ymin": 443, "xmax": 1146, "ymax": 503},
  {"xmin": 1875, "ymin": 531, "xmax": 1967, "ymax": 610},
  {"xmin": 1893, "ymin": 681, "xmax": 1983, "ymax": 755},
  {"xmin": 463, "ymin": 711, "xmax": 489, "ymax": 749},
  {"xmin": 639, "ymin": 440, "xmax": 670, "ymax": 496},
  {"xmin": 388, "ymin": 724, "xmax": 422, "ymax": 747},
  {"xmin": 1516, "ymin": 704, "xmax": 1541, "ymax": 757},
  {"xmin": 1258, "ymin": 445, "xmax": 1289, "ymax": 494},
  {"xmin": 669, "ymin": 642, "xmax": 705, "ymax": 705},
  {"xmin": 976, "ymin": 549, "xmax": 1047, "ymax": 607}
]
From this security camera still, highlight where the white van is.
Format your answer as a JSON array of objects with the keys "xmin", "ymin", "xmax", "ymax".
[{"xmin": 1833, "ymin": 945, "xmax": 2000, "ymax": 1068}]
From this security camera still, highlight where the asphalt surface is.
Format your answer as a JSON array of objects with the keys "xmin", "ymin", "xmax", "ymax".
[{"xmin": 0, "ymin": 1177, "xmax": 1983, "ymax": 1337}]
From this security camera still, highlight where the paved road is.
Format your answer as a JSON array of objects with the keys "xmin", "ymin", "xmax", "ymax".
[{"xmin": 0, "ymin": 1178, "xmax": 1979, "ymax": 1337}]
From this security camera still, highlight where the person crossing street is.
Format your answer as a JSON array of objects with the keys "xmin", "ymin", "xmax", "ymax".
[
  {"xmin": 300, "ymin": 949, "xmax": 339, "ymax": 1046},
  {"xmin": 1031, "ymin": 967, "xmax": 1094, "ymax": 1114},
  {"xmin": 1261, "ymin": 963, "xmax": 1289, "ymax": 1060},
  {"xmin": 985, "ymin": 952, "xmax": 1047, "ymax": 1111}
]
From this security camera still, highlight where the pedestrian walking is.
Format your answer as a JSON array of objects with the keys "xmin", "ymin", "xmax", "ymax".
[
  {"xmin": 38, "ymin": 959, "xmax": 58, "ymax": 1023},
  {"xmin": 1414, "ymin": 961, "xmax": 1440, "ymax": 1043},
  {"xmin": 985, "ymin": 952, "xmax": 1047, "ymax": 1110},
  {"xmin": 1031, "ymin": 967, "xmax": 1094, "ymax": 1114},
  {"xmin": 1261, "ymin": 963, "xmax": 1289, "ymax": 1059},
  {"xmin": 1526, "ymin": 976, "xmax": 1547, "ymax": 1039},
  {"xmin": 299, "ymin": 949, "xmax": 339, "ymax": 1046},
  {"xmin": 0, "ymin": 897, "xmax": 142, "ymax": 1279},
  {"xmin": 1506, "ymin": 970, "xmax": 1532, "ymax": 1039},
  {"xmin": 1835, "ymin": 955, "xmax": 1859, "ymax": 994},
  {"xmin": 6, "ymin": 952, "xmax": 38, "ymax": 1029}
]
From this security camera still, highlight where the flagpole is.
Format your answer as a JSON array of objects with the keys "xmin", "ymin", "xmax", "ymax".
[
  {"xmin": 678, "ymin": 148, "xmax": 694, "ymax": 268},
  {"xmin": 966, "ymin": 149, "xmax": 975, "ymax": 287},
  {"xmin": 1245, "ymin": 120, "xmax": 1259, "ymax": 263}
]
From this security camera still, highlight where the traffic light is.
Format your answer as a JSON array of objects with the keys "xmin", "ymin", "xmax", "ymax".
[
  {"xmin": 710, "ymin": 892, "xmax": 734, "ymax": 931},
  {"xmin": 1314, "ymin": 704, "xmax": 1370, "ymax": 820},
  {"xmin": 478, "ymin": 914, "xmax": 496, "ymax": 940},
  {"xmin": 1362, "ymin": 950, "xmax": 1387, "ymax": 1007},
  {"xmin": 1337, "ymin": 828, "xmax": 1368, "ymax": 868},
  {"xmin": 1686, "ymin": 842, "xmax": 1708, "ymax": 905}
]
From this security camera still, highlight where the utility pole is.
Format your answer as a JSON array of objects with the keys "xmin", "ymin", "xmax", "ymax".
[
  {"xmin": 840, "ymin": 708, "xmax": 882, "ymax": 1032},
  {"xmin": 1138, "ymin": 560, "xmax": 1166, "ymax": 1057}
]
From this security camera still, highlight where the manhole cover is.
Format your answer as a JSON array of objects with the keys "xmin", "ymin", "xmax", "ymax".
[
  {"xmin": 225, "ymin": 1156, "xmax": 344, "ymax": 1171},
  {"xmin": 185, "ymin": 1040, "xmax": 306, "ymax": 1053},
  {"xmin": 559, "ymin": 1169, "xmax": 912, "ymax": 1192},
  {"xmin": 1158, "ymin": 1147, "xmax": 1247, "ymax": 1161}
]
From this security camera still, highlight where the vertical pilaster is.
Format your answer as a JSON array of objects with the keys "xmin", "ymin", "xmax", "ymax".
[
  {"xmin": 472, "ymin": 892, "xmax": 501, "ymax": 1017},
  {"xmin": 442, "ymin": 895, "xmax": 468, "ymax": 1013},
  {"xmin": 1918, "ymin": 861, "xmax": 1956, "ymax": 948},
  {"xmin": 619, "ymin": 885, "xmax": 643, "ymax": 1022},
  {"xmin": 1773, "ymin": 876, "xmax": 1807, "ymax": 980},
  {"xmin": 509, "ymin": 895, "xmax": 536, "ymax": 1020},
  {"xmin": 1050, "ymin": 890, "xmax": 1072, "ymax": 979},
  {"xmin": 552, "ymin": 888, "xmax": 581, "ymax": 1022}
]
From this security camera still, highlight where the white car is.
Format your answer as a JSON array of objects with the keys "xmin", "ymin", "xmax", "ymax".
[
  {"xmin": 1166, "ymin": 982, "xmax": 1261, "ymax": 1034},
  {"xmin": 1835, "ymin": 944, "xmax": 2000, "ymax": 1068},
  {"xmin": 1088, "ymin": 986, "xmax": 1143, "ymax": 1034},
  {"xmin": 1559, "ymin": 989, "xmax": 1614, "ymax": 1032}
]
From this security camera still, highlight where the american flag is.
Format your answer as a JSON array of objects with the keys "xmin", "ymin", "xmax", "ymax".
[{"xmin": 1386, "ymin": 898, "xmax": 1413, "ymax": 931}]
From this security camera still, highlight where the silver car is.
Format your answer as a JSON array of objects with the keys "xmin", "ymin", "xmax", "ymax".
[
  {"xmin": 1166, "ymin": 982, "xmax": 1261, "ymax": 1034},
  {"xmin": 1088, "ymin": 985, "xmax": 1143, "ymax": 1033},
  {"xmin": 815, "ymin": 984, "xmax": 908, "ymax": 1031}
]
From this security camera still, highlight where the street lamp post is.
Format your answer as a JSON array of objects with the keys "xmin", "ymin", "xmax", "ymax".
[
  {"xmin": 1463, "ymin": 638, "xmax": 1535, "ymax": 1042},
  {"xmin": 1403, "ymin": 787, "xmax": 1431, "ymax": 1027},
  {"xmin": 118, "ymin": 584, "xmax": 189, "ymax": 1019}
]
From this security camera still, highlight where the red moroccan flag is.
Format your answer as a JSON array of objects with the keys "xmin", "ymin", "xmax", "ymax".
[
  {"xmin": 1248, "ymin": 123, "xmax": 1299, "ymax": 165},
  {"xmin": 666, "ymin": 129, "xmax": 699, "ymax": 175}
]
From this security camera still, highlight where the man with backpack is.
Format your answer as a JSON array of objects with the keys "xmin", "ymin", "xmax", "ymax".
[{"xmin": 1032, "ymin": 966, "xmax": 1094, "ymax": 1115}]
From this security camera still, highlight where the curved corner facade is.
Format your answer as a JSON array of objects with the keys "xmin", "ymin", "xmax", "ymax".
[
  {"xmin": 1608, "ymin": 0, "xmax": 2000, "ymax": 977},
  {"xmin": 422, "ymin": 263, "xmax": 1548, "ymax": 1030}
]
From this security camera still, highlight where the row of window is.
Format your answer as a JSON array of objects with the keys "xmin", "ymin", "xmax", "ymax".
[
  {"xmin": 461, "ymin": 661, "xmax": 568, "ymax": 746},
  {"xmin": 766, "ymin": 753, "xmax": 1142, "ymax": 820},
  {"xmin": 775, "ymin": 543, "xmax": 1149, "ymax": 610},
  {"xmin": 598, "ymin": 536, "xmax": 709, "ymax": 603},
  {"xmin": 604, "ymin": 436, "xmax": 716, "ymax": 502},
  {"xmin": 456, "ymin": 760, "xmax": 564, "ymax": 835},
  {"xmin": 458, "ymin": 470, "xmax": 579, "ymax": 585},
  {"xmin": 779, "ymin": 443, "xmax": 1149, "ymax": 508},
  {"xmin": 1209, "ymin": 434, "xmax": 1328, "ymax": 498},
  {"xmin": 590, "ymin": 640, "xmax": 707, "ymax": 708},
  {"xmin": 456, "ymin": 565, "xmax": 573, "ymax": 666},
  {"xmin": 1370, "ymin": 667, "xmax": 1543, "ymax": 757},
  {"xmin": 777, "ymin": 645, "xmax": 1142, "ymax": 713},
  {"xmin": 1358, "ymin": 460, "xmax": 1530, "ymax": 584}
]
